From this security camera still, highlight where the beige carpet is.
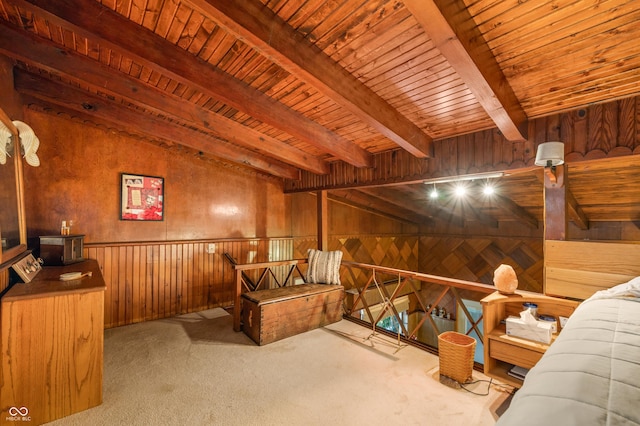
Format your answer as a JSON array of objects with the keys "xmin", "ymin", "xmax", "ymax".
[{"xmin": 48, "ymin": 308, "xmax": 511, "ymax": 425}]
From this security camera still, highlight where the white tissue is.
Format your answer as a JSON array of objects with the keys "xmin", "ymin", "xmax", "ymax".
[
  {"xmin": 506, "ymin": 309, "xmax": 553, "ymax": 344},
  {"xmin": 520, "ymin": 308, "xmax": 538, "ymax": 324}
]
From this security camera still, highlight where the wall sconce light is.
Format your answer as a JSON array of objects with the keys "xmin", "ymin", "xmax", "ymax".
[{"xmin": 535, "ymin": 142, "xmax": 564, "ymax": 183}]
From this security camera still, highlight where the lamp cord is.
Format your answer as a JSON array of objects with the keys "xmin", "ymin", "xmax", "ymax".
[{"xmin": 459, "ymin": 377, "xmax": 516, "ymax": 396}]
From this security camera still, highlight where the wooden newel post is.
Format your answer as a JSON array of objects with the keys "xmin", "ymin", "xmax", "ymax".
[
  {"xmin": 233, "ymin": 268, "xmax": 243, "ymax": 332},
  {"xmin": 543, "ymin": 164, "xmax": 567, "ymax": 240}
]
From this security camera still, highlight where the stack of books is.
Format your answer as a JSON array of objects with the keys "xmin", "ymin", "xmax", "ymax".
[{"xmin": 507, "ymin": 365, "xmax": 530, "ymax": 381}]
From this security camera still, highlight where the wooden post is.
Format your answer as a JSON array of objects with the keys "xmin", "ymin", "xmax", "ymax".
[
  {"xmin": 317, "ymin": 190, "xmax": 328, "ymax": 251},
  {"xmin": 543, "ymin": 164, "xmax": 567, "ymax": 240},
  {"xmin": 233, "ymin": 269, "xmax": 242, "ymax": 332}
]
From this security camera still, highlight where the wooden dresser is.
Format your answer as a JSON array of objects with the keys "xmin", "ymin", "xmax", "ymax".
[{"xmin": 0, "ymin": 259, "xmax": 106, "ymax": 425}]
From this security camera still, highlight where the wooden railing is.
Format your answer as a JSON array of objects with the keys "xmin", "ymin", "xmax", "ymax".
[
  {"xmin": 228, "ymin": 257, "xmax": 499, "ymax": 354},
  {"xmin": 342, "ymin": 261, "xmax": 496, "ymax": 346}
]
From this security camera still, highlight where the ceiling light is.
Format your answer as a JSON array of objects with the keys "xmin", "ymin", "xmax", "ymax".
[
  {"xmin": 454, "ymin": 185, "xmax": 466, "ymax": 197},
  {"xmin": 483, "ymin": 185, "xmax": 495, "ymax": 195},
  {"xmin": 429, "ymin": 186, "xmax": 438, "ymax": 199}
]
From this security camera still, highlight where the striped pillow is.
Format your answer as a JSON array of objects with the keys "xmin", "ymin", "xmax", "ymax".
[{"xmin": 306, "ymin": 249, "xmax": 343, "ymax": 285}]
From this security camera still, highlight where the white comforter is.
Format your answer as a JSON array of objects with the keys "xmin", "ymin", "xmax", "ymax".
[{"xmin": 497, "ymin": 285, "xmax": 640, "ymax": 425}]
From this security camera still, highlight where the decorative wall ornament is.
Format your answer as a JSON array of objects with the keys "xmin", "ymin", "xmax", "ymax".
[
  {"xmin": 0, "ymin": 118, "xmax": 41, "ymax": 167},
  {"xmin": 0, "ymin": 119, "xmax": 11, "ymax": 165},
  {"xmin": 13, "ymin": 120, "xmax": 40, "ymax": 167}
]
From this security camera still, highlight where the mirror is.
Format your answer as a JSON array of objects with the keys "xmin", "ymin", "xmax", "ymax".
[{"xmin": 0, "ymin": 107, "xmax": 26, "ymax": 266}]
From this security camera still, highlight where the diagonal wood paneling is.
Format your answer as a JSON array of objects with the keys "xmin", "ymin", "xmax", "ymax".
[
  {"xmin": 419, "ymin": 236, "xmax": 543, "ymax": 293},
  {"xmin": 294, "ymin": 235, "xmax": 419, "ymax": 290}
]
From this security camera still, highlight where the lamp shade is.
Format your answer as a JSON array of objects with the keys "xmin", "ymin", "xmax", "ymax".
[{"xmin": 535, "ymin": 142, "xmax": 565, "ymax": 167}]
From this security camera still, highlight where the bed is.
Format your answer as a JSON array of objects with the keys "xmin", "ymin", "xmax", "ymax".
[
  {"xmin": 497, "ymin": 240, "xmax": 640, "ymax": 425},
  {"xmin": 497, "ymin": 280, "xmax": 640, "ymax": 425}
]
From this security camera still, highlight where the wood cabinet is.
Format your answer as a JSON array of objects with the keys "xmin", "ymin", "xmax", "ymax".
[
  {"xmin": 481, "ymin": 291, "xmax": 579, "ymax": 388},
  {"xmin": 39, "ymin": 234, "xmax": 85, "ymax": 265},
  {"xmin": 0, "ymin": 259, "xmax": 106, "ymax": 425}
]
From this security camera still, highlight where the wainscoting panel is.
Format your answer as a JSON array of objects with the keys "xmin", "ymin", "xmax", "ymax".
[
  {"xmin": 79, "ymin": 235, "xmax": 543, "ymax": 329},
  {"xmin": 86, "ymin": 238, "xmax": 294, "ymax": 329}
]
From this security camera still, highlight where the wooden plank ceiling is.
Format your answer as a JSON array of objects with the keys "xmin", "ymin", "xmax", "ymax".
[{"xmin": 0, "ymin": 0, "xmax": 639, "ymax": 228}]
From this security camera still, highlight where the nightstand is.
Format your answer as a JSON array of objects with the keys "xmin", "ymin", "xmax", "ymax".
[{"xmin": 481, "ymin": 291, "xmax": 579, "ymax": 388}]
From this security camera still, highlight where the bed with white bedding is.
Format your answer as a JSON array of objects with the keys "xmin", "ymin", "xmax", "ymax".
[{"xmin": 497, "ymin": 278, "xmax": 640, "ymax": 425}]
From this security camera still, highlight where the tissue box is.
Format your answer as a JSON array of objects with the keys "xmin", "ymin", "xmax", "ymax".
[{"xmin": 505, "ymin": 316, "xmax": 553, "ymax": 344}]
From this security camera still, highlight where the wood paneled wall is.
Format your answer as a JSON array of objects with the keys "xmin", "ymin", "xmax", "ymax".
[
  {"xmin": 419, "ymin": 236, "xmax": 543, "ymax": 293},
  {"xmin": 21, "ymin": 109, "xmax": 290, "ymax": 244},
  {"xmin": 293, "ymin": 235, "xmax": 419, "ymax": 291},
  {"xmin": 87, "ymin": 238, "xmax": 293, "ymax": 329},
  {"xmin": 285, "ymin": 96, "xmax": 640, "ymax": 192},
  {"xmin": 7, "ymin": 57, "xmax": 638, "ymax": 331}
]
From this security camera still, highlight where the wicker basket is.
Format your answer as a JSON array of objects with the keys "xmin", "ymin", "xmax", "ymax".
[{"xmin": 438, "ymin": 331, "xmax": 476, "ymax": 384}]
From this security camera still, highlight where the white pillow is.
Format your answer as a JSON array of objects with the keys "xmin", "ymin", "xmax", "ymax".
[{"xmin": 306, "ymin": 249, "xmax": 343, "ymax": 285}]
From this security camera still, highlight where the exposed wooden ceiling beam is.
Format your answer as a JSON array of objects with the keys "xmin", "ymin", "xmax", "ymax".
[
  {"xmin": 0, "ymin": 23, "xmax": 329, "ymax": 175},
  {"xmin": 189, "ymin": 0, "xmax": 433, "ymax": 158},
  {"xmin": 404, "ymin": 0, "xmax": 528, "ymax": 141},
  {"xmin": 429, "ymin": 198, "xmax": 499, "ymax": 228},
  {"xmin": 468, "ymin": 183, "xmax": 539, "ymax": 229},
  {"xmin": 403, "ymin": 181, "xmax": 500, "ymax": 228},
  {"xmin": 368, "ymin": 185, "xmax": 464, "ymax": 228},
  {"xmin": 328, "ymin": 190, "xmax": 424, "ymax": 225},
  {"xmin": 17, "ymin": 0, "xmax": 373, "ymax": 168},
  {"xmin": 355, "ymin": 187, "xmax": 436, "ymax": 225},
  {"xmin": 488, "ymin": 194, "xmax": 539, "ymax": 229},
  {"xmin": 15, "ymin": 71, "xmax": 300, "ymax": 179}
]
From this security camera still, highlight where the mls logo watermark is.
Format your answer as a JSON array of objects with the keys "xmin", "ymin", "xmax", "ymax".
[{"xmin": 6, "ymin": 406, "xmax": 31, "ymax": 422}]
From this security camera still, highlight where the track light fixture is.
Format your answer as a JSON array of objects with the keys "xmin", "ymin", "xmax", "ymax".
[
  {"xmin": 423, "ymin": 171, "xmax": 504, "ymax": 186},
  {"xmin": 424, "ymin": 171, "xmax": 503, "ymax": 199}
]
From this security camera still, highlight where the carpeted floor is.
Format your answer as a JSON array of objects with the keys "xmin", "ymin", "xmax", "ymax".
[{"xmin": 48, "ymin": 308, "xmax": 512, "ymax": 425}]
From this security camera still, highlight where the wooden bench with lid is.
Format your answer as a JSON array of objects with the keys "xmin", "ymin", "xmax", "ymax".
[{"xmin": 241, "ymin": 283, "xmax": 344, "ymax": 345}]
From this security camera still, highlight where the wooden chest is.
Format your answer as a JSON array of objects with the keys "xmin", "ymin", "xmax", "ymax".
[{"xmin": 241, "ymin": 284, "xmax": 344, "ymax": 346}]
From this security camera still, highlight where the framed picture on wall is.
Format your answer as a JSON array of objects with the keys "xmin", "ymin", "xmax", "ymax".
[{"xmin": 120, "ymin": 173, "xmax": 164, "ymax": 221}]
